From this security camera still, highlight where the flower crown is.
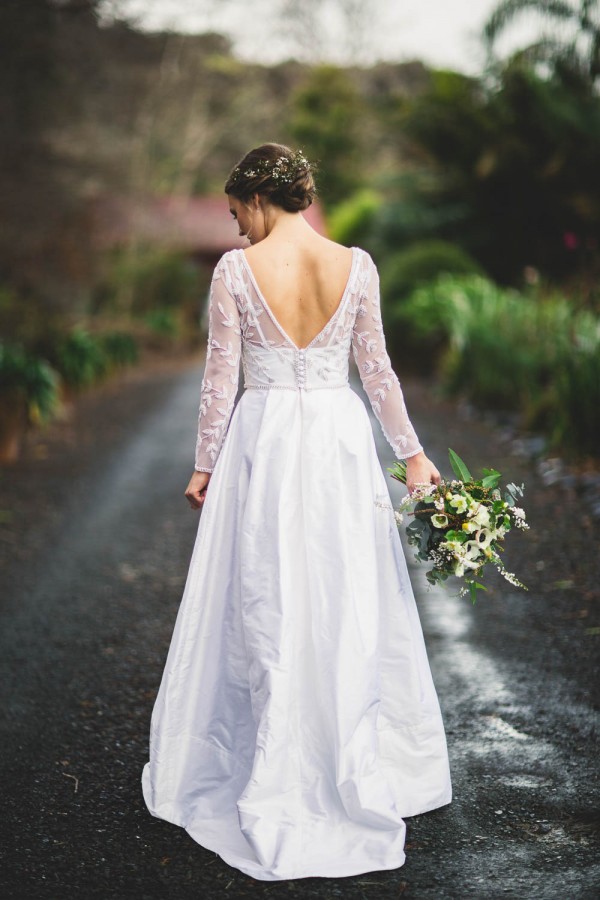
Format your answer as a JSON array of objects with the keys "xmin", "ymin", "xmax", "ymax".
[{"xmin": 229, "ymin": 149, "xmax": 312, "ymax": 189}]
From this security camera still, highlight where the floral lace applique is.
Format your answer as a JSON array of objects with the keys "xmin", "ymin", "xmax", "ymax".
[{"xmin": 350, "ymin": 255, "xmax": 423, "ymax": 460}]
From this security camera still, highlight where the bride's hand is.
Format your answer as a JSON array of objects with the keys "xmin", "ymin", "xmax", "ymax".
[
  {"xmin": 185, "ymin": 471, "xmax": 211, "ymax": 509},
  {"xmin": 405, "ymin": 451, "xmax": 442, "ymax": 495}
]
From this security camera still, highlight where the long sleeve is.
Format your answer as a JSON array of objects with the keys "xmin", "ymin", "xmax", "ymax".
[
  {"xmin": 194, "ymin": 257, "xmax": 241, "ymax": 472},
  {"xmin": 351, "ymin": 255, "xmax": 424, "ymax": 460}
]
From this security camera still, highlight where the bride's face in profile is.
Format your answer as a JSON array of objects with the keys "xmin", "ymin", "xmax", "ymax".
[{"xmin": 228, "ymin": 193, "xmax": 267, "ymax": 244}]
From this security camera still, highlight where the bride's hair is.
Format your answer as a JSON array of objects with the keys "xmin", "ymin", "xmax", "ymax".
[{"xmin": 224, "ymin": 143, "xmax": 317, "ymax": 212}]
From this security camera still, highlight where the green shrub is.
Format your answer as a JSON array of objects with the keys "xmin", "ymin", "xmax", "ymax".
[
  {"xmin": 381, "ymin": 240, "xmax": 483, "ymax": 310},
  {"xmin": 143, "ymin": 308, "xmax": 179, "ymax": 337},
  {"xmin": 0, "ymin": 341, "xmax": 60, "ymax": 423},
  {"xmin": 96, "ymin": 246, "xmax": 201, "ymax": 316},
  {"xmin": 398, "ymin": 273, "xmax": 600, "ymax": 458},
  {"xmin": 552, "ymin": 332, "xmax": 600, "ymax": 457},
  {"xmin": 327, "ymin": 189, "xmax": 382, "ymax": 250},
  {"xmin": 98, "ymin": 331, "xmax": 139, "ymax": 369},
  {"xmin": 52, "ymin": 327, "xmax": 110, "ymax": 390}
]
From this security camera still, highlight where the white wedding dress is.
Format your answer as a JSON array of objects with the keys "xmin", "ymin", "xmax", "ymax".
[{"xmin": 141, "ymin": 246, "xmax": 452, "ymax": 881}]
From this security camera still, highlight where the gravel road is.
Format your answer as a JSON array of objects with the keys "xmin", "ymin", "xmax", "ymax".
[{"xmin": 0, "ymin": 353, "xmax": 598, "ymax": 899}]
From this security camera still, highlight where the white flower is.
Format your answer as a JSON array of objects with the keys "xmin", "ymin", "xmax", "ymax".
[
  {"xmin": 431, "ymin": 513, "xmax": 449, "ymax": 528},
  {"xmin": 440, "ymin": 539, "xmax": 463, "ymax": 555},
  {"xmin": 407, "ymin": 482, "xmax": 436, "ymax": 501},
  {"xmin": 394, "ymin": 511, "xmax": 404, "ymax": 525},
  {"xmin": 449, "ymin": 494, "xmax": 468, "ymax": 514},
  {"xmin": 473, "ymin": 527, "xmax": 494, "ymax": 550},
  {"xmin": 512, "ymin": 507, "xmax": 526, "ymax": 520},
  {"xmin": 466, "ymin": 499, "xmax": 481, "ymax": 518},
  {"xmin": 464, "ymin": 541, "xmax": 484, "ymax": 561},
  {"xmin": 471, "ymin": 507, "xmax": 491, "ymax": 529}
]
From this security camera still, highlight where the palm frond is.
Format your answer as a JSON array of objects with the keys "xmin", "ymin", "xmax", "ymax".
[{"xmin": 483, "ymin": 0, "xmax": 579, "ymax": 47}]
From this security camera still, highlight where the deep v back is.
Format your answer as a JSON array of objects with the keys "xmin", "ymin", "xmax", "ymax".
[
  {"xmin": 239, "ymin": 247, "xmax": 357, "ymax": 351},
  {"xmin": 193, "ymin": 242, "xmax": 425, "ymax": 471}
]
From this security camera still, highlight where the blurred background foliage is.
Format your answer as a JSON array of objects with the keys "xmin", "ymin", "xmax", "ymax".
[{"xmin": 0, "ymin": 0, "xmax": 599, "ymax": 462}]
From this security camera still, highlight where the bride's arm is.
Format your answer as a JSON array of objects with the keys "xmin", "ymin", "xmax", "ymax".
[
  {"xmin": 193, "ymin": 256, "xmax": 242, "ymax": 475},
  {"xmin": 351, "ymin": 254, "xmax": 440, "ymax": 491}
]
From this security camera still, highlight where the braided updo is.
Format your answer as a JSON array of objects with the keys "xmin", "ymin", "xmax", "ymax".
[{"xmin": 224, "ymin": 143, "xmax": 317, "ymax": 213}]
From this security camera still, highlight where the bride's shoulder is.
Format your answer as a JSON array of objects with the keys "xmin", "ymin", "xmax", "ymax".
[
  {"xmin": 329, "ymin": 241, "xmax": 374, "ymax": 265},
  {"xmin": 348, "ymin": 245, "xmax": 376, "ymax": 272},
  {"xmin": 213, "ymin": 248, "xmax": 241, "ymax": 274}
]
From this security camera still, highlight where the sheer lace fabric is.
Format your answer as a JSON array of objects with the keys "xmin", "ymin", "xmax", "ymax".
[{"xmin": 194, "ymin": 247, "xmax": 423, "ymax": 472}]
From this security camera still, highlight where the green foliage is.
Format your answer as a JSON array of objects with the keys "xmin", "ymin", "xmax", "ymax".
[
  {"xmin": 0, "ymin": 341, "xmax": 60, "ymax": 423},
  {"xmin": 448, "ymin": 448, "xmax": 472, "ymax": 482},
  {"xmin": 483, "ymin": 0, "xmax": 600, "ymax": 92},
  {"xmin": 553, "ymin": 341, "xmax": 600, "ymax": 457},
  {"xmin": 48, "ymin": 326, "xmax": 139, "ymax": 391},
  {"xmin": 98, "ymin": 331, "xmax": 139, "ymax": 369},
  {"xmin": 400, "ymin": 273, "xmax": 600, "ymax": 458},
  {"xmin": 96, "ymin": 246, "xmax": 202, "ymax": 317},
  {"xmin": 288, "ymin": 65, "xmax": 365, "ymax": 207},
  {"xmin": 51, "ymin": 327, "xmax": 110, "ymax": 390},
  {"xmin": 380, "ymin": 240, "xmax": 483, "ymax": 306},
  {"xmin": 381, "ymin": 62, "xmax": 600, "ymax": 289},
  {"xmin": 327, "ymin": 189, "xmax": 382, "ymax": 250},
  {"xmin": 143, "ymin": 308, "xmax": 179, "ymax": 337}
]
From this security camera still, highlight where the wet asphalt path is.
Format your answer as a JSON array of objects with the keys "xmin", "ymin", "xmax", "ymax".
[{"xmin": 0, "ymin": 356, "xmax": 598, "ymax": 899}]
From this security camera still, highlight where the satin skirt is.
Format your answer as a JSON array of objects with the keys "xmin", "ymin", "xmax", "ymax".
[{"xmin": 141, "ymin": 385, "xmax": 452, "ymax": 881}]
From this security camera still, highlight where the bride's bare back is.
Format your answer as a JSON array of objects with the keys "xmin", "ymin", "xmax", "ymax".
[{"xmin": 242, "ymin": 239, "xmax": 354, "ymax": 351}]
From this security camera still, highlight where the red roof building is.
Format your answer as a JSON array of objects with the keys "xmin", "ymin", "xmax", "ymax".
[{"xmin": 90, "ymin": 193, "xmax": 329, "ymax": 267}]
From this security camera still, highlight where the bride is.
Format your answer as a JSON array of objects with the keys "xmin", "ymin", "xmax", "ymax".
[{"xmin": 142, "ymin": 143, "xmax": 452, "ymax": 881}]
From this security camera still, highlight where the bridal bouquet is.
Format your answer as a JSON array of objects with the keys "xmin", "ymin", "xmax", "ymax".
[{"xmin": 387, "ymin": 449, "xmax": 529, "ymax": 603}]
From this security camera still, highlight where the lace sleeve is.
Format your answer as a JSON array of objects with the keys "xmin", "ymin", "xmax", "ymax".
[
  {"xmin": 351, "ymin": 254, "xmax": 424, "ymax": 460},
  {"xmin": 194, "ymin": 256, "xmax": 241, "ymax": 473}
]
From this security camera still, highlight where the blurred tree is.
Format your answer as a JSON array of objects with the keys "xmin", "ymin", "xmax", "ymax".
[
  {"xmin": 376, "ymin": 63, "xmax": 600, "ymax": 293},
  {"xmin": 288, "ymin": 65, "xmax": 365, "ymax": 207},
  {"xmin": 0, "ymin": 0, "xmax": 91, "ymax": 330},
  {"xmin": 483, "ymin": 0, "xmax": 600, "ymax": 93}
]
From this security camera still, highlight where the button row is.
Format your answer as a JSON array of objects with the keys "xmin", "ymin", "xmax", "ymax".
[{"xmin": 295, "ymin": 348, "xmax": 306, "ymax": 388}]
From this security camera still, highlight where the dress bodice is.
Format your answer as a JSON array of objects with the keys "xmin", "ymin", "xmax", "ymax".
[
  {"xmin": 194, "ymin": 247, "xmax": 423, "ymax": 472},
  {"xmin": 243, "ymin": 344, "xmax": 350, "ymax": 391}
]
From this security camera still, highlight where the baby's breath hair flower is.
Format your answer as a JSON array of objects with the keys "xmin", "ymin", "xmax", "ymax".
[{"xmin": 229, "ymin": 148, "xmax": 313, "ymax": 189}]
